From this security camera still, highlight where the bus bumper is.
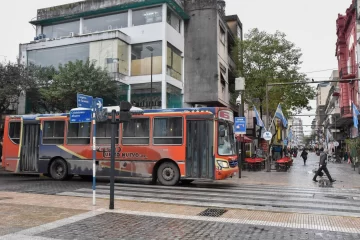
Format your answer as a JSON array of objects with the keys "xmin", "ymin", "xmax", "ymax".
[{"xmin": 215, "ymin": 167, "xmax": 239, "ymax": 180}]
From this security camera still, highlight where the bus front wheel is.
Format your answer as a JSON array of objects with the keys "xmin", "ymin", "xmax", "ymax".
[
  {"xmin": 157, "ymin": 162, "xmax": 180, "ymax": 186},
  {"xmin": 49, "ymin": 159, "xmax": 68, "ymax": 181}
]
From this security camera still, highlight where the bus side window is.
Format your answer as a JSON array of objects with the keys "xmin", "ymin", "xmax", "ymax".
[
  {"xmin": 153, "ymin": 117, "xmax": 182, "ymax": 145},
  {"xmin": 96, "ymin": 120, "xmax": 119, "ymax": 144},
  {"xmin": 122, "ymin": 118, "xmax": 149, "ymax": 145},
  {"xmin": 67, "ymin": 122, "xmax": 91, "ymax": 145},
  {"xmin": 9, "ymin": 122, "xmax": 21, "ymax": 144},
  {"xmin": 43, "ymin": 121, "xmax": 65, "ymax": 145}
]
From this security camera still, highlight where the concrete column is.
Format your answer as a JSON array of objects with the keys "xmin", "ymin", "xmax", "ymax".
[
  {"xmin": 161, "ymin": 3, "xmax": 167, "ymax": 109},
  {"xmin": 127, "ymin": 84, "xmax": 131, "ymax": 102},
  {"xmin": 128, "ymin": 10, "xmax": 132, "ymax": 27},
  {"xmin": 79, "ymin": 18, "xmax": 84, "ymax": 34}
]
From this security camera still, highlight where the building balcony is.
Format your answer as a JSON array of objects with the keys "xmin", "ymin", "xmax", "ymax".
[
  {"xmin": 341, "ymin": 106, "xmax": 351, "ymax": 116},
  {"xmin": 324, "ymin": 85, "xmax": 340, "ymax": 114}
]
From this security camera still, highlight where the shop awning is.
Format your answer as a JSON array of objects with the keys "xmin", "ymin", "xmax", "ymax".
[{"xmin": 235, "ymin": 135, "xmax": 252, "ymax": 143}]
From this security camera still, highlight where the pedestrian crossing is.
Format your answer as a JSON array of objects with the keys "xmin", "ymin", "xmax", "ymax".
[{"xmin": 57, "ymin": 183, "xmax": 360, "ymax": 217}]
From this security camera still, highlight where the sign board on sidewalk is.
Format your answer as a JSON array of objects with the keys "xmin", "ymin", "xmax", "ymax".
[
  {"xmin": 263, "ymin": 131, "xmax": 273, "ymax": 141},
  {"xmin": 70, "ymin": 109, "xmax": 92, "ymax": 123},
  {"xmin": 77, "ymin": 94, "xmax": 93, "ymax": 108},
  {"xmin": 94, "ymin": 97, "xmax": 103, "ymax": 112},
  {"xmin": 234, "ymin": 117, "xmax": 246, "ymax": 134},
  {"xmin": 334, "ymin": 141, "xmax": 339, "ymax": 147}
]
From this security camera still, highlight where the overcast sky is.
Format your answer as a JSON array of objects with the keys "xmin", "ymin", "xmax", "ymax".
[{"xmin": 0, "ymin": 0, "xmax": 352, "ymax": 134}]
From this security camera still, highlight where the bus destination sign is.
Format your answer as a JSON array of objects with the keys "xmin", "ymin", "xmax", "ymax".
[{"xmin": 219, "ymin": 110, "xmax": 234, "ymax": 122}]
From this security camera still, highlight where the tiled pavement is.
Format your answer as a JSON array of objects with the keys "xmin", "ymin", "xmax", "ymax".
[{"xmin": 2, "ymin": 153, "xmax": 360, "ymax": 239}]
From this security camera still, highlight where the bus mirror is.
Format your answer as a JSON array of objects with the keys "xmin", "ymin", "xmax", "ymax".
[{"xmin": 219, "ymin": 129, "xmax": 225, "ymax": 137}]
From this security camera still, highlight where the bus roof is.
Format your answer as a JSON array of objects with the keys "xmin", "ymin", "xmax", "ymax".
[{"xmin": 8, "ymin": 107, "xmax": 227, "ymax": 120}]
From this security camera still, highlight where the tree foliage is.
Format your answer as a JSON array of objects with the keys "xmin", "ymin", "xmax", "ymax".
[
  {"xmin": 0, "ymin": 62, "xmax": 32, "ymax": 114},
  {"xmin": 233, "ymin": 28, "xmax": 316, "ymax": 116},
  {"xmin": 27, "ymin": 60, "xmax": 121, "ymax": 113}
]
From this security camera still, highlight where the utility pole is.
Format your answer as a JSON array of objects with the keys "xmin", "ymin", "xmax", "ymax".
[{"xmin": 235, "ymin": 77, "xmax": 245, "ymax": 178}]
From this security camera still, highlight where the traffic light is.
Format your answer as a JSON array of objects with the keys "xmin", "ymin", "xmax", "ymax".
[{"xmin": 119, "ymin": 101, "xmax": 132, "ymax": 123}]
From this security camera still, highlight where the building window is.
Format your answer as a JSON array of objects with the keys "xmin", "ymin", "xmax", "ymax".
[
  {"xmin": 43, "ymin": 121, "xmax": 65, "ymax": 145},
  {"xmin": 131, "ymin": 82, "xmax": 162, "ymax": 109},
  {"xmin": 153, "ymin": 117, "xmax": 183, "ymax": 145},
  {"xmin": 83, "ymin": 12, "xmax": 128, "ymax": 34},
  {"xmin": 167, "ymin": 7, "xmax": 180, "ymax": 33},
  {"xmin": 122, "ymin": 118, "xmax": 150, "ymax": 145},
  {"xmin": 220, "ymin": 25, "xmax": 225, "ymax": 45},
  {"xmin": 167, "ymin": 83, "xmax": 182, "ymax": 108},
  {"xmin": 28, "ymin": 43, "xmax": 89, "ymax": 68},
  {"xmin": 131, "ymin": 41, "xmax": 162, "ymax": 76},
  {"xmin": 166, "ymin": 43, "xmax": 182, "ymax": 81},
  {"xmin": 96, "ymin": 120, "xmax": 119, "ymax": 144},
  {"xmin": 9, "ymin": 122, "xmax": 21, "ymax": 144},
  {"xmin": 67, "ymin": 122, "xmax": 91, "ymax": 145},
  {"xmin": 132, "ymin": 6, "xmax": 163, "ymax": 26},
  {"xmin": 42, "ymin": 21, "xmax": 80, "ymax": 39},
  {"xmin": 237, "ymin": 25, "xmax": 242, "ymax": 40}
]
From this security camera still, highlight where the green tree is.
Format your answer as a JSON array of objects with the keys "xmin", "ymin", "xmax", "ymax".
[
  {"xmin": 233, "ymin": 28, "xmax": 316, "ymax": 117},
  {"xmin": 0, "ymin": 62, "xmax": 32, "ymax": 114},
  {"xmin": 27, "ymin": 60, "xmax": 121, "ymax": 113}
]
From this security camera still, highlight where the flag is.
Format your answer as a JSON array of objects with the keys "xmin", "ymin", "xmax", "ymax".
[
  {"xmin": 288, "ymin": 129, "xmax": 293, "ymax": 142},
  {"xmin": 253, "ymin": 106, "xmax": 265, "ymax": 128},
  {"xmin": 275, "ymin": 104, "xmax": 288, "ymax": 128},
  {"xmin": 353, "ymin": 102, "xmax": 359, "ymax": 128}
]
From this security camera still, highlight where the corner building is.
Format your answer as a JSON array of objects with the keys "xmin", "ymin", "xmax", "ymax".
[{"xmin": 18, "ymin": 0, "xmax": 242, "ymax": 114}]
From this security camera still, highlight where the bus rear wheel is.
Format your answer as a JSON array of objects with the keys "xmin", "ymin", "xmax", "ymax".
[
  {"xmin": 49, "ymin": 159, "xmax": 68, "ymax": 181},
  {"xmin": 157, "ymin": 162, "xmax": 180, "ymax": 186}
]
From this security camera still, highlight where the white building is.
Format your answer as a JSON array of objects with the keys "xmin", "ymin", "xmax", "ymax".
[{"xmin": 19, "ymin": 0, "xmax": 187, "ymax": 113}]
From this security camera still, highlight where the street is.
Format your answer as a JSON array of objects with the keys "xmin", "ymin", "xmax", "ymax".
[{"xmin": 1, "ymin": 153, "xmax": 360, "ymax": 239}]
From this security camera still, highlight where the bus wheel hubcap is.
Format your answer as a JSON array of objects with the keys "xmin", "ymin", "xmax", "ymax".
[
  {"xmin": 162, "ymin": 167, "xmax": 174, "ymax": 181},
  {"xmin": 56, "ymin": 165, "xmax": 64, "ymax": 176}
]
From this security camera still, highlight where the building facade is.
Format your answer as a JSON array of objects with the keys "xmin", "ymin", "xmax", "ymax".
[
  {"xmin": 335, "ymin": 0, "xmax": 359, "ymax": 138},
  {"xmin": 18, "ymin": 0, "xmax": 242, "ymax": 114}
]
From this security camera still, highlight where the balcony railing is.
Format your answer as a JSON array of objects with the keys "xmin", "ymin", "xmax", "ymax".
[{"xmin": 341, "ymin": 106, "xmax": 351, "ymax": 116}]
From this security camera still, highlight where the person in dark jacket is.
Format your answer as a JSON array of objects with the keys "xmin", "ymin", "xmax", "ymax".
[
  {"xmin": 300, "ymin": 149, "xmax": 308, "ymax": 165},
  {"xmin": 313, "ymin": 148, "xmax": 336, "ymax": 183}
]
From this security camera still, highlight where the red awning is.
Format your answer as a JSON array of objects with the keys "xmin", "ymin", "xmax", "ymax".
[{"xmin": 235, "ymin": 135, "xmax": 252, "ymax": 143}]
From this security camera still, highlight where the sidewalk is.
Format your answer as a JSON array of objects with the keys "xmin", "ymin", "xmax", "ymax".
[
  {"xmin": 1, "ymin": 191, "xmax": 360, "ymax": 239},
  {"xmin": 225, "ymin": 152, "xmax": 360, "ymax": 189}
]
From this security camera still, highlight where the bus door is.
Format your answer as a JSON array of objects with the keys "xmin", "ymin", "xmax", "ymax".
[
  {"xmin": 185, "ymin": 116, "xmax": 214, "ymax": 179},
  {"xmin": 20, "ymin": 121, "xmax": 40, "ymax": 172}
]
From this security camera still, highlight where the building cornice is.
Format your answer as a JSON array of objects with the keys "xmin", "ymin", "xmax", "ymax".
[{"xmin": 30, "ymin": 0, "xmax": 189, "ymax": 26}]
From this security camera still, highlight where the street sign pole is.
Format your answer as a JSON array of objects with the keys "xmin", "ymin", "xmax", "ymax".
[
  {"xmin": 92, "ymin": 100, "xmax": 97, "ymax": 206},
  {"xmin": 109, "ymin": 109, "xmax": 117, "ymax": 210}
]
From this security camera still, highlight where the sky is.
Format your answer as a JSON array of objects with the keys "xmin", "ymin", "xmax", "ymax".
[{"xmin": 0, "ymin": 0, "xmax": 352, "ymax": 134}]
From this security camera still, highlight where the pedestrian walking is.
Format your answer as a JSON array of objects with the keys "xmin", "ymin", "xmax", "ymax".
[
  {"xmin": 300, "ymin": 148, "xmax": 308, "ymax": 165},
  {"xmin": 313, "ymin": 148, "xmax": 336, "ymax": 183}
]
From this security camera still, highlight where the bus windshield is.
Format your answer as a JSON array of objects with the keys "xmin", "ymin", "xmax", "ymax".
[{"xmin": 218, "ymin": 121, "xmax": 236, "ymax": 156}]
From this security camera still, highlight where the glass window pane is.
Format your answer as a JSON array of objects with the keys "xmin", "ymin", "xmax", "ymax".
[
  {"xmin": 123, "ymin": 118, "xmax": 149, "ymax": 137},
  {"xmin": 54, "ymin": 122, "xmax": 65, "ymax": 137},
  {"xmin": 154, "ymin": 118, "xmax": 182, "ymax": 137},
  {"xmin": 166, "ymin": 83, "xmax": 182, "ymax": 108},
  {"xmin": 43, "ymin": 122, "xmax": 54, "ymax": 138},
  {"xmin": 9, "ymin": 122, "xmax": 21, "ymax": 144},
  {"xmin": 28, "ymin": 43, "xmax": 89, "ymax": 69},
  {"xmin": 131, "ymin": 41, "xmax": 162, "ymax": 76},
  {"xmin": 84, "ymin": 12, "xmax": 128, "ymax": 34},
  {"xmin": 43, "ymin": 21, "xmax": 80, "ymax": 39},
  {"xmin": 167, "ymin": 8, "xmax": 180, "ymax": 33},
  {"xmin": 132, "ymin": 7, "xmax": 163, "ymax": 26},
  {"xmin": 131, "ymin": 82, "xmax": 162, "ymax": 109},
  {"xmin": 166, "ymin": 43, "xmax": 182, "ymax": 81}
]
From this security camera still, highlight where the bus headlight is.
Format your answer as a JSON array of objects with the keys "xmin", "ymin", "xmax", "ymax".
[{"xmin": 217, "ymin": 160, "xmax": 229, "ymax": 168}]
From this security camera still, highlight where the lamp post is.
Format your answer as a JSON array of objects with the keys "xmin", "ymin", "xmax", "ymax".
[{"xmin": 146, "ymin": 46, "xmax": 154, "ymax": 109}]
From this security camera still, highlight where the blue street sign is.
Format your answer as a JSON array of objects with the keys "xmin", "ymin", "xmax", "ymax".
[
  {"xmin": 70, "ymin": 109, "xmax": 92, "ymax": 123},
  {"xmin": 94, "ymin": 98, "xmax": 103, "ymax": 112},
  {"xmin": 77, "ymin": 93, "xmax": 93, "ymax": 108},
  {"xmin": 283, "ymin": 139, "xmax": 288, "ymax": 146},
  {"xmin": 234, "ymin": 117, "xmax": 246, "ymax": 134}
]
